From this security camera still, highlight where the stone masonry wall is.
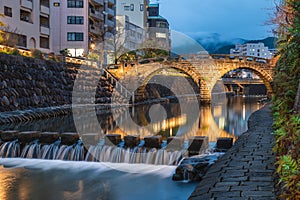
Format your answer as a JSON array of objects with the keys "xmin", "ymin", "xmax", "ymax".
[{"xmin": 0, "ymin": 53, "xmax": 113, "ymax": 113}]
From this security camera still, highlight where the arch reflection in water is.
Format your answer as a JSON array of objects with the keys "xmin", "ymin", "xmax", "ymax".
[{"xmin": 0, "ymin": 97, "xmax": 264, "ymax": 161}]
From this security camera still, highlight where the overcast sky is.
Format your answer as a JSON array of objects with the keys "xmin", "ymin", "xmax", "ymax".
[{"xmin": 155, "ymin": 0, "xmax": 276, "ymax": 40}]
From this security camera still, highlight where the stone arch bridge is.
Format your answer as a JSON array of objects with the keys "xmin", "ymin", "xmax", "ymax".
[{"xmin": 109, "ymin": 54, "xmax": 276, "ymax": 103}]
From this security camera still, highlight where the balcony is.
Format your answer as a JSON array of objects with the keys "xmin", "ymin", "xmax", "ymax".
[
  {"xmin": 21, "ymin": 0, "xmax": 33, "ymax": 10},
  {"xmin": 106, "ymin": 19, "xmax": 115, "ymax": 28},
  {"xmin": 106, "ymin": 7, "xmax": 115, "ymax": 17},
  {"xmin": 89, "ymin": 25, "xmax": 103, "ymax": 34},
  {"xmin": 40, "ymin": 5, "xmax": 50, "ymax": 14},
  {"xmin": 40, "ymin": 26, "xmax": 50, "ymax": 35},
  {"xmin": 89, "ymin": 10, "xmax": 104, "ymax": 21},
  {"xmin": 105, "ymin": 0, "xmax": 115, "ymax": 6}
]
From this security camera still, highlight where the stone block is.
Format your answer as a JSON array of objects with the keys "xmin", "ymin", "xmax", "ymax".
[
  {"xmin": 81, "ymin": 133, "xmax": 100, "ymax": 148},
  {"xmin": 60, "ymin": 132, "xmax": 80, "ymax": 145},
  {"xmin": 166, "ymin": 136, "xmax": 184, "ymax": 150},
  {"xmin": 144, "ymin": 136, "xmax": 162, "ymax": 149},
  {"xmin": 216, "ymin": 137, "xmax": 233, "ymax": 151},
  {"xmin": 0, "ymin": 130, "xmax": 19, "ymax": 141},
  {"xmin": 188, "ymin": 136, "xmax": 208, "ymax": 156},
  {"xmin": 18, "ymin": 131, "xmax": 41, "ymax": 143},
  {"xmin": 105, "ymin": 134, "xmax": 121, "ymax": 145},
  {"xmin": 39, "ymin": 132, "xmax": 60, "ymax": 144},
  {"xmin": 124, "ymin": 135, "xmax": 140, "ymax": 148}
]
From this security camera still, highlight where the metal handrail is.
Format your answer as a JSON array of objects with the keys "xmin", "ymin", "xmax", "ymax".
[{"xmin": 103, "ymin": 69, "xmax": 133, "ymax": 98}]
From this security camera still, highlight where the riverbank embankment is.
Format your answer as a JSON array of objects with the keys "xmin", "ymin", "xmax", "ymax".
[{"xmin": 189, "ymin": 105, "xmax": 276, "ymax": 199}]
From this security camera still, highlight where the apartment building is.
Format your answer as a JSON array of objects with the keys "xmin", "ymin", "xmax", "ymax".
[
  {"xmin": 0, "ymin": 0, "xmax": 51, "ymax": 52},
  {"xmin": 115, "ymin": 0, "xmax": 149, "ymax": 52},
  {"xmin": 147, "ymin": 3, "xmax": 170, "ymax": 51},
  {"xmin": 230, "ymin": 43, "xmax": 274, "ymax": 59},
  {"xmin": 116, "ymin": 0, "xmax": 148, "ymax": 29},
  {"xmin": 51, "ymin": 0, "xmax": 116, "ymax": 57},
  {"xmin": 116, "ymin": 15, "xmax": 144, "ymax": 51}
]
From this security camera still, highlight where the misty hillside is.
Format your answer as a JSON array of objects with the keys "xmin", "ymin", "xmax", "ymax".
[{"xmin": 192, "ymin": 33, "xmax": 277, "ymax": 54}]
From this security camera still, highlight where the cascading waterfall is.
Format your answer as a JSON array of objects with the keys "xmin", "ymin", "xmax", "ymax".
[
  {"xmin": 0, "ymin": 139, "xmax": 185, "ymax": 165},
  {"xmin": 55, "ymin": 142, "xmax": 84, "ymax": 161},
  {"xmin": 0, "ymin": 140, "xmax": 85, "ymax": 161},
  {"xmin": 39, "ymin": 141, "xmax": 60, "ymax": 159},
  {"xmin": 85, "ymin": 144, "xmax": 185, "ymax": 165},
  {"xmin": 0, "ymin": 140, "xmax": 20, "ymax": 158},
  {"xmin": 21, "ymin": 140, "xmax": 40, "ymax": 158}
]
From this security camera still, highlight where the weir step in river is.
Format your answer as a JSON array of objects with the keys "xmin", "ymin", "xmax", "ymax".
[{"xmin": 0, "ymin": 130, "xmax": 233, "ymax": 167}]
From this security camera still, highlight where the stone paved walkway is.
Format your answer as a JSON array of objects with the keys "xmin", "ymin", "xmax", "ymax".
[{"xmin": 189, "ymin": 105, "xmax": 276, "ymax": 200}]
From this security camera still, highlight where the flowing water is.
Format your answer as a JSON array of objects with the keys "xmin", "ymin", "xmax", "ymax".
[{"xmin": 0, "ymin": 96, "xmax": 265, "ymax": 199}]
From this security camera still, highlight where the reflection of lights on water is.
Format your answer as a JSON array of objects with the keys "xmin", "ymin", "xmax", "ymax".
[
  {"xmin": 213, "ymin": 106, "xmax": 222, "ymax": 117},
  {"xmin": 243, "ymin": 103, "xmax": 246, "ymax": 120},
  {"xmin": 218, "ymin": 117, "xmax": 225, "ymax": 129},
  {"xmin": 110, "ymin": 114, "xmax": 188, "ymax": 137},
  {"xmin": 154, "ymin": 114, "xmax": 187, "ymax": 133}
]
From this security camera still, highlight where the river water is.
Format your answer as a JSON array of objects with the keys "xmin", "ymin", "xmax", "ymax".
[{"xmin": 0, "ymin": 96, "xmax": 264, "ymax": 200}]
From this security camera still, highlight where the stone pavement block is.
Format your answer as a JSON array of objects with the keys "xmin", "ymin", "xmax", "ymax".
[
  {"xmin": 258, "ymin": 186, "xmax": 275, "ymax": 191},
  {"xmin": 215, "ymin": 182, "xmax": 239, "ymax": 187},
  {"xmin": 215, "ymin": 197, "xmax": 245, "ymax": 200},
  {"xmin": 189, "ymin": 193, "xmax": 212, "ymax": 200},
  {"xmin": 230, "ymin": 185, "xmax": 257, "ymax": 191},
  {"xmin": 241, "ymin": 181, "xmax": 273, "ymax": 187},
  {"xmin": 249, "ymin": 176, "xmax": 273, "ymax": 182},
  {"xmin": 210, "ymin": 186, "xmax": 230, "ymax": 192},
  {"xmin": 222, "ymin": 176, "xmax": 248, "ymax": 182},
  {"xmin": 242, "ymin": 190, "xmax": 275, "ymax": 197},
  {"xmin": 221, "ymin": 171, "xmax": 246, "ymax": 177},
  {"xmin": 212, "ymin": 191, "xmax": 241, "ymax": 198}
]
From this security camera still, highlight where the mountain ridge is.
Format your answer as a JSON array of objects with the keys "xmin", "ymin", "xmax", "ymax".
[{"xmin": 192, "ymin": 33, "xmax": 277, "ymax": 54}]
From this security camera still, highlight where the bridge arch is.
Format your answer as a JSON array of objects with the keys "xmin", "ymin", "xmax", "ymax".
[
  {"xmin": 215, "ymin": 62, "xmax": 274, "ymax": 97},
  {"xmin": 133, "ymin": 63, "xmax": 209, "ymax": 101}
]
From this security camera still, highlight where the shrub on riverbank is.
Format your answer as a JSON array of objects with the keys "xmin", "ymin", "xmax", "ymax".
[{"xmin": 272, "ymin": 0, "xmax": 300, "ymax": 199}]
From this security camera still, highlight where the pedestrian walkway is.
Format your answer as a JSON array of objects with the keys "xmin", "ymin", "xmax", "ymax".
[{"xmin": 189, "ymin": 105, "xmax": 276, "ymax": 200}]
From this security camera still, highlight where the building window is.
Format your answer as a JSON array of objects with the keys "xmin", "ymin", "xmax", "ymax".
[
  {"xmin": 67, "ymin": 16, "xmax": 84, "ymax": 24},
  {"xmin": 124, "ymin": 6, "xmax": 130, "ymax": 11},
  {"xmin": 18, "ymin": 34, "xmax": 27, "ymax": 47},
  {"xmin": 140, "ymin": 4, "xmax": 144, "ymax": 11},
  {"xmin": 67, "ymin": 0, "xmax": 83, "ymax": 8},
  {"xmin": 67, "ymin": 32, "xmax": 84, "ymax": 41},
  {"xmin": 40, "ymin": 16, "xmax": 49, "ymax": 27},
  {"xmin": 40, "ymin": 37, "xmax": 49, "ymax": 49},
  {"xmin": 53, "ymin": 2, "xmax": 60, "ymax": 7},
  {"xmin": 20, "ymin": 10, "xmax": 32, "ymax": 23},
  {"xmin": 4, "ymin": 6, "xmax": 12, "ymax": 17},
  {"xmin": 156, "ymin": 22, "xmax": 167, "ymax": 28},
  {"xmin": 130, "ymin": 4, "xmax": 134, "ymax": 11},
  {"xmin": 40, "ymin": 0, "xmax": 50, "ymax": 7}
]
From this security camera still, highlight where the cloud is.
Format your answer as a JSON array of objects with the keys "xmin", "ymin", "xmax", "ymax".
[{"xmin": 159, "ymin": 0, "xmax": 275, "ymax": 39}]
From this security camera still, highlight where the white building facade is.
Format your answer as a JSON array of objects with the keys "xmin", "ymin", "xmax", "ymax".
[
  {"xmin": 0, "ymin": 0, "xmax": 51, "ymax": 53},
  {"xmin": 230, "ymin": 43, "xmax": 274, "ymax": 59},
  {"xmin": 115, "ymin": 0, "xmax": 149, "ymax": 53},
  {"xmin": 116, "ymin": 0, "xmax": 148, "ymax": 29},
  {"xmin": 116, "ymin": 15, "xmax": 144, "ymax": 51}
]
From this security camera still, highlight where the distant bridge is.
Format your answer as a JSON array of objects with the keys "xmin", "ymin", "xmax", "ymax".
[{"xmin": 108, "ymin": 54, "xmax": 276, "ymax": 103}]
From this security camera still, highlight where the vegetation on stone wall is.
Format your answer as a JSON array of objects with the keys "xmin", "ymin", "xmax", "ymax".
[
  {"xmin": 0, "ymin": 14, "xmax": 4, "ymax": 43},
  {"xmin": 272, "ymin": 0, "xmax": 300, "ymax": 199}
]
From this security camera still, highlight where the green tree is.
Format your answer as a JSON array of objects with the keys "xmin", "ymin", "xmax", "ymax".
[{"xmin": 272, "ymin": 1, "xmax": 300, "ymax": 199}]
